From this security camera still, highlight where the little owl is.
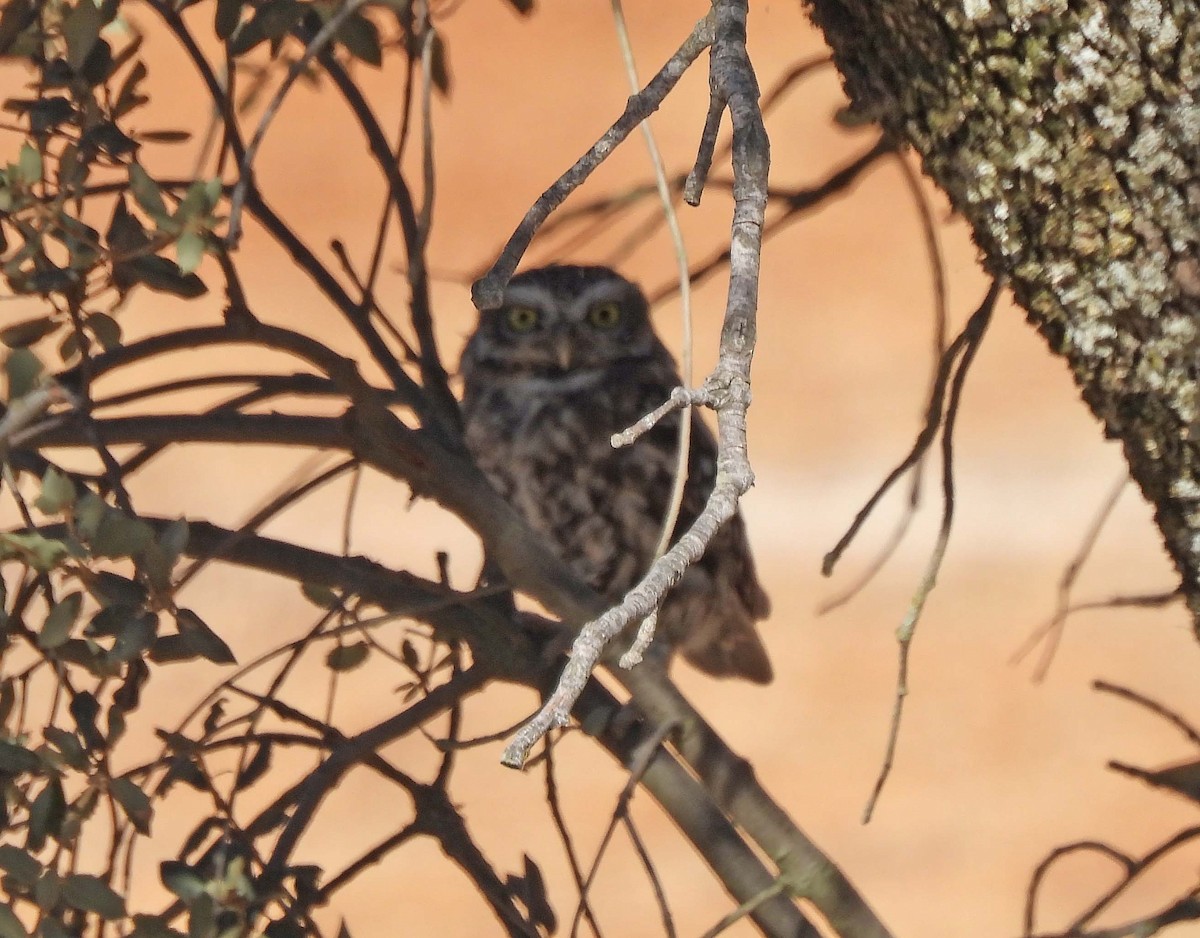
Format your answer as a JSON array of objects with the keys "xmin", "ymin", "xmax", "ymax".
[{"xmin": 459, "ymin": 265, "xmax": 772, "ymax": 683}]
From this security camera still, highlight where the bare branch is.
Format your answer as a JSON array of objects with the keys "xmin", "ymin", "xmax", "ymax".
[
  {"xmin": 471, "ymin": 12, "xmax": 715, "ymax": 309},
  {"xmin": 862, "ymin": 279, "xmax": 1000, "ymax": 823}
]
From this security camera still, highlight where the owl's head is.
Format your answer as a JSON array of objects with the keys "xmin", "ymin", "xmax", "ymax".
[{"xmin": 461, "ymin": 265, "xmax": 665, "ymax": 380}]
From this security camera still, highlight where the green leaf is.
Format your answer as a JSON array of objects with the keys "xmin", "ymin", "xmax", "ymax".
[
  {"xmin": 40, "ymin": 916, "xmax": 72, "ymax": 938},
  {"xmin": 129, "ymin": 915, "xmax": 184, "ymax": 938},
  {"xmin": 110, "ymin": 776, "xmax": 152, "ymax": 835},
  {"xmin": 0, "ymin": 844, "xmax": 43, "ymax": 885},
  {"xmin": 233, "ymin": 740, "xmax": 271, "ymax": 790},
  {"xmin": 74, "ymin": 491, "xmax": 107, "ymax": 540},
  {"xmin": 40, "ymin": 592, "xmax": 82, "ymax": 649},
  {"xmin": 0, "ymin": 0, "xmax": 36, "ymax": 56},
  {"xmin": 175, "ymin": 230, "xmax": 205, "ymax": 274},
  {"xmin": 214, "ymin": 0, "xmax": 243, "ymax": 40},
  {"xmin": 175, "ymin": 608, "xmax": 235, "ymax": 665},
  {"xmin": 0, "ymin": 531, "xmax": 70, "ymax": 572},
  {"xmin": 188, "ymin": 892, "xmax": 215, "ymax": 938},
  {"xmin": 326, "ymin": 642, "xmax": 369, "ymax": 672},
  {"xmin": 63, "ymin": 0, "xmax": 106, "ymax": 72},
  {"xmin": 0, "ymin": 316, "xmax": 59, "ymax": 348},
  {"xmin": 138, "ymin": 130, "xmax": 191, "ymax": 143},
  {"xmin": 35, "ymin": 467, "xmax": 76, "ymax": 515},
  {"xmin": 62, "ymin": 873, "xmax": 126, "ymax": 920},
  {"xmin": 92, "ymin": 513, "xmax": 155, "ymax": 558},
  {"xmin": 87, "ymin": 312, "xmax": 121, "ymax": 350},
  {"xmin": 16, "ymin": 143, "xmax": 41, "ymax": 184},
  {"xmin": 337, "ymin": 12, "xmax": 381, "ymax": 66},
  {"xmin": 33, "ymin": 872, "xmax": 61, "ymax": 913},
  {"xmin": 127, "ymin": 163, "xmax": 167, "ymax": 222},
  {"xmin": 429, "ymin": 31, "xmax": 451, "ymax": 95},
  {"xmin": 106, "ymin": 706, "xmax": 125, "ymax": 746},
  {"xmin": 105, "ymin": 196, "xmax": 150, "ymax": 253},
  {"xmin": 113, "ymin": 255, "xmax": 207, "ymax": 298},
  {"xmin": 112, "ymin": 657, "xmax": 149, "ymax": 713},
  {"xmin": 42, "ymin": 726, "xmax": 87, "ymax": 770},
  {"xmin": 82, "ymin": 119, "xmax": 137, "ymax": 158},
  {"xmin": 160, "ymin": 861, "xmax": 206, "ymax": 902},
  {"xmin": 158, "ymin": 518, "xmax": 190, "ymax": 567},
  {"xmin": 0, "ymin": 680, "xmax": 15, "ymax": 729},
  {"xmin": 89, "ymin": 572, "xmax": 148, "ymax": 608},
  {"xmin": 148, "ymin": 633, "xmax": 196, "ymax": 664},
  {"xmin": 5, "ymin": 347, "xmax": 43, "ymax": 399},
  {"xmin": 69, "ymin": 691, "xmax": 103, "ymax": 751},
  {"xmin": 106, "ymin": 612, "xmax": 158, "ymax": 663},
  {"xmin": 113, "ymin": 59, "xmax": 147, "ymax": 117},
  {"xmin": 26, "ymin": 777, "xmax": 66, "ymax": 851},
  {"xmin": 0, "ymin": 739, "xmax": 40, "ymax": 774},
  {"xmin": 0, "ymin": 904, "xmax": 29, "ymax": 938},
  {"xmin": 300, "ymin": 582, "xmax": 338, "ymax": 608}
]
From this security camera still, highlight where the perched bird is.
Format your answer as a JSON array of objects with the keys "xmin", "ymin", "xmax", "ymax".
[{"xmin": 459, "ymin": 264, "xmax": 771, "ymax": 683}]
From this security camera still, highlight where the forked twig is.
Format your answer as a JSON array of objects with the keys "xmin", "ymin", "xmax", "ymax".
[
  {"xmin": 861, "ymin": 278, "xmax": 1002, "ymax": 822},
  {"xmin": 1010, "ymin": 474, "xmax": 1128, "ymax": 679},
  {"xmin": 502, "ymin": 0, "xmax": 770, "ymax": 768},
  {"xmin": 471, "ymin": 12, "xmax": 715, "ymax": 309}
]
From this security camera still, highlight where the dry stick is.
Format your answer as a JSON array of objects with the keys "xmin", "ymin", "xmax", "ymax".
[
  {"xmin": 1008, "ymin": 474, "xmax": 1128, "ymax": 679},
  {"xmin": 862, "ymin": 278, "xmax": 1001, "ymax": 824},
  {"xmin": 700, "ymin": 880, "xmax": 788, "ymax": 938},
  {"xmin": 544, "ymin": 737, "xmax": 604, "ymax": 938},
  {"xmin": 819, "ymin": 149, "xmax": 950, "ymax": 615},
  {"xmin": 621, "ymin": 813, "xmax": 677, "ymax": 938},
  {"xmin": 1023, "ymin": 840, "xmax": 1136, "ymax": 937},
  {"xmin": 225, "ymin": 0, "xmax": 370, "ymax": 245},
  {"xmin": 822, "ymin": 272, "xmax": 992, "ymax": 578},
  {"xmin": 1025, "ymin": 827, "xmax": 1200, "ymax": 938},
  {"xmin": 570, "ymin": 719, "xmax": 678, "ymax": 938},
  {"xmin": 471, "ymin": 11, "xmax": 715, "ymax": 309},
  {"xmin": 1047, "ymin": 891, "xmax": 1200, "ymax": 938},
  {"xmin": 1093, "ymin": 679, "xmax": 1200, "ymax": 747},
  {"xmin": 609, "ymin": 0, "xmax": 695, "ymax": 667},
  {"xmin": 416, "ymin": 1, "xmax": 436, "ymax": 246},
  {"xmin": 649, "ymin": 137, "xmax": 891, "ymax": 306},
  {"xmin": 610, "ymin": 0, "xmax": 695, "ymax": 563},
  {"xmin": 503, "ymin": 0, "xmax": 769, "ymax": 768}
]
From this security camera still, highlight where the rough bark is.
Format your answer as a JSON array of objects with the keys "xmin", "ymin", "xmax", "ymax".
[{"xmin": 804, "ymin": 1, "xmax": 1200, "ymax": 618}]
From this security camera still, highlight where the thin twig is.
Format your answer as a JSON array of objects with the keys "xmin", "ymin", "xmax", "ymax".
[
  {"xmin": 862, "ymin": 278, "xmax": 1001, "ymax": 823},
  {"xmin": 1010, "ymin": 474, "xmax": 1129, "ymax": 679},
  {"xmin": 700, "ymin": 880, "xmax": 787, "ymax": 938},
  {"xmin": 609, "ymin": 0, "xmax": 695, "ymax": 565},
  {"xmin": 571, "ymin": 719, "xmax": 677, "ymax": 938},
  {"xmin": 472, "ymin": 12, "xmax": 715, "ymax": 309},
  {"xmin": 1094, "ymin": 680, "xmax": 1200, "ymax": 747},
  {"xmin": 544, "ymin": 736, "xmax": 603, "ymax": 938},
  {"xmin": 226, "ymin": 0, "xmax": 371, "ymax": 244}
]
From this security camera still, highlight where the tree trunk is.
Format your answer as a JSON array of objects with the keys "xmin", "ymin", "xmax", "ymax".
[{"xmin": 804, "ymin": 1, "xmax": 1200, "ymax": 619}]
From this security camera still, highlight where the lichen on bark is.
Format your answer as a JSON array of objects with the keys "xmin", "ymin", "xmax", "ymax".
[{"xmin": 805, "ymin": 0, "xmax": 1200, "ymax": 619}]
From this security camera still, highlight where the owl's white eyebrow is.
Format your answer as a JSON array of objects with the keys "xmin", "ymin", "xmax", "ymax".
[
  {"xmin": 574, "ymin": 281, "xmax": 628, "ymax": 305},
  {"xmin": 500, "ymin": 285, "xmax": 556, "ymax": 308}
]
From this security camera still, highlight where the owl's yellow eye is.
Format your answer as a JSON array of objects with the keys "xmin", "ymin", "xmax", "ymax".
[
  {"xmin": 505, "ymin": 306, "xmax": 541, "ymax": 333},
  {"xmin": 587, "ymin": 301, "xmax": 623, "ymax": 329}
]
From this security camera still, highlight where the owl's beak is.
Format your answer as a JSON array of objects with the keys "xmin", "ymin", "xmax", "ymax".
[{"xmin": 553, "ymin": 336, "xmax": 573, "ymax": 371}]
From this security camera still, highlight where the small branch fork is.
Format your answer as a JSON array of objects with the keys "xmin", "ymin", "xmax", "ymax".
[
  {"xmin": 831, "ymin": 277, "xmax": 1002, "ymax": 823},
  {"xmin": 1022, "ymin": 683, "xmax": 1200, "ymax": 938},
  {"xmin": 500, "ymin": 0, "xmax": 769, "ymax": 769}
]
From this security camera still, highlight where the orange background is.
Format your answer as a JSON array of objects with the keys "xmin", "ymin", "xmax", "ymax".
[{"xmin": 4, "ymin": 2, "xmax": 1200, "ymax": 936}]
